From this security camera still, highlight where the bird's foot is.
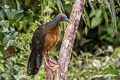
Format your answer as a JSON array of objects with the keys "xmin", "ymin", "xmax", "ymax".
[
  {"xmin": 44, "ymin": 54, "xmax": 54, "ymax": 70},
  {"xmin": 45, "ymin": 60, "xmax": 59, "ymax": 71},
  {"xmin": 45, "ymin": 63, "xmax": 53, "ymax": 70},
  {"xmin": 48, "ymin": 59, "xmax": 57, "ymax": 65},
  {"xmin": 44, "ymin": 53, "xmax": 59, "ymax": 71}
]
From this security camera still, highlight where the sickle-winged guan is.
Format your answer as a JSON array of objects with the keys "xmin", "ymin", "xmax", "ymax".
[{"xmin": 27, "ymin": 14, "xmax": 68, "ymax": 75}]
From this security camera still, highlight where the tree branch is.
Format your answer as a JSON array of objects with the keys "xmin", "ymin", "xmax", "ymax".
[
  {"xmin": 45, "ymin": 0, "xmax": 85, "ymax": 80},
  {"xmin": 58, "ymin": 0, "xmax": 85, "ymax": 79}
]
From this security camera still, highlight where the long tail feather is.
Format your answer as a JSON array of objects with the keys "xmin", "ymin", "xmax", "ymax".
[{"xmin": 27, "ymin": 51, "xmax": 42, "ymax": 75}]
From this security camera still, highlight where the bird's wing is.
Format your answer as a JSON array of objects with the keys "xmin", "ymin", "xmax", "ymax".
[
  {"xmin": 30, "ymin": 27, "xmax": 45, "ymax": 52},
  {"xmin": 27, "ymin": 27, "xmax": 45, "ymax": 75}
]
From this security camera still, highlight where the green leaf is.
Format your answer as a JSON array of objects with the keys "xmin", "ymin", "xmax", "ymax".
[
  {"xmin": 11, "ymin": 32, "xmax": 18, "ymax": 39},
  {"xmin": 117, "ymin": 0, "xmax": 120, "ymax": 6},
  {"xmin": 2, "ymin": 35, "xmax": 10, "ymax": 47},
  {"xmin": 88, "ymin": 0, "xmax": 95, "ymax": 12},
  {"xmin": 83, "ymin": 9, "xmax": 90, "ymax": 27},
  {"xmin": 84, "ymin": 26, "xmax": 88, "ymax": 35},
  {"xmin": 49, "ymin": 51, "xmax": 58, "ymax": 57},
  {"xmin": 15, "ymin": 14, "xmax": 24, "ymax": 22},
  {"xmin": 0, "ymin": 11, "xmax": 4, "ymax": 20},
  {"xmin": 110, "ymin": 0, "xmax": 117, "ymax": 35},
  {"xmin": 56, "ymin": 0, "xmax": 64, "ymax": 13},
  {"xmin": 0, "ymin": 63, "xmax": 4, "ymax": 72},
  {"xmin": 25, "ymin": 0, "xmax": 31, "ymax": 7},
  {"xmin": 16, "ymin": 10, "xmax": 24, "ymax": 14},
  {"xmin": 72, "ymin": 51, "xmax": 77, "ymax": 57},
  {"xmin": 0, "ymin": 45, "xmax": 4, "ymax": 53},
  {"xmin": 19, "ymin": 21, "xmax": 27, "ymax": 31},
  {"xmin": 0, "ymin": 32, "xmax": 3, "ymax": 41},
  {"xmin": 64, "ymin": 4, "xmax": 72, "ymax": 14},
  {"xmin": 101, "ymin": 6, "xmax": 108, "ymax": 24},
  {"xmin": 10, "ymin": 9, "xmax": 17, "ymax": 20},
  {"xmin": 112, "ymin": 48, "xmax": 120, "ymax": 58},
  {"xmin": 90, "ymin": 9, "xmax": 102, "ymax": 18},
  {"xmin": 91, "ymin": 17, "xmax": 102, "ymax": 28},
  {"xmin": 8, "ymin": 40, "xmax": 16, "ymax": 46},
  {"xmin": 48, "ymin": 0, "xmax": 57, "ymax": 10},
  {"xmin": 104, "ymin": 68, "xmax": 118, "ymax": 75},
  {"xmin": 5, "ymin": 9, "xmax": 11, "ymax": 20},
  {"xmin": 113, "ymin": 48, "xmax": 120, "ymax": 54}
]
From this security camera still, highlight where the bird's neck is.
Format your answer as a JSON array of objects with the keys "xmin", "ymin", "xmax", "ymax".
[
  {"xmin": 52, "ymin": 20, "xmax": 60, "ymax": 25},
  {"xmin": 49, "ymin": 20, "xmax": 60, "ymax": 28},
  {"xmin": 44, "ymin": 20, "xmax": 60, "ymax": 31}
]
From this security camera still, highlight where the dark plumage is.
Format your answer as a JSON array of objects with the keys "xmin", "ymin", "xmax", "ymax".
[
  {"xmin": 27, "ymin": 14, "xmax": 68, "ymax": 75},
  {"xmin": 27, "ymin": 27, "xmax": 45, "ymax": 75}
]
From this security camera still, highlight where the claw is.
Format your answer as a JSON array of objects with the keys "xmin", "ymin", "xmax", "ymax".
[
  {"xmin": 45, "ymin": 63, "xmax": 53, "ymax": 70},
  {"xmin": 43, "ymin": 53, "xmax": 59, "ymax": 71},
  {"xmin": 48, "ymin": 60, "xmax": 57, "ymax": 64}
]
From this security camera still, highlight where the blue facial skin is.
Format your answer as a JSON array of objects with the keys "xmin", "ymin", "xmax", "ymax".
[{"xmin": 63, "ymin": 17, "xmax": 69, "ymax": 22}]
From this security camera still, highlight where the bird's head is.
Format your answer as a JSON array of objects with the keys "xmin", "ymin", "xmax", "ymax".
[{"xmin": 53, "ymin": 13, "xmax": 69, "ymax": 22}]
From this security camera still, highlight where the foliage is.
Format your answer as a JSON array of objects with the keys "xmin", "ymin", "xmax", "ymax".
[
  {"xmin": 69, "ymin": 47, "xmax": 120, "ymax": 80},
  {"xmin": 0, "ymin": 0, "xmax": 120, "ymax": 80}
]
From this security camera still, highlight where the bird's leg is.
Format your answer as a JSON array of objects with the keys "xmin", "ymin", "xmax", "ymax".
[
  {"xmin": 47, "ymin": 52, "xmax": 57, "ymax": 64},
  {"xmin": 43, "ymin": 54, "xmax": 53, "ymax": 70},
  {"xmin": 47, "ymin": 52, "xmax": 59, "ymax": 72}
]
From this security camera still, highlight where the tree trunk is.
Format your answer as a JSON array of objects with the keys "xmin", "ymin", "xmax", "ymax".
[{"xmin": 45, "ymin": 0, "xmax": 85, "ymax": 80}]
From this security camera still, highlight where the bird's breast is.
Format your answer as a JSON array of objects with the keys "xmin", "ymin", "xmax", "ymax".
[{"xmin": 42, "ymin": 26, "xmax": 61, "ymax": 53}]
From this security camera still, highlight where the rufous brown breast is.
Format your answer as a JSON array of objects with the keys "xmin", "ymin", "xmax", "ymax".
[{"xmin": 42, "ymin": 26, "xmax": 61, "ymax": 54}]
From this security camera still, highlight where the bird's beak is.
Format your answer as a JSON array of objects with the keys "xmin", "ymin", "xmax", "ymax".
[{"xmin": 64, "ymin": 17, "xmax": 69, "ymax": 22}]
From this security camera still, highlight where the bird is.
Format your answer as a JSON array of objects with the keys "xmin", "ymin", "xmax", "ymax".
[{"xmin": 27, "ymin": 14, "xmax": 68, "ymax": 75}]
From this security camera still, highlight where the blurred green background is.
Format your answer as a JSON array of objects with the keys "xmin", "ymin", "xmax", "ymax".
[{"xmin": 0, "ymin": 0, "xmax": 120, "ymax": 80}]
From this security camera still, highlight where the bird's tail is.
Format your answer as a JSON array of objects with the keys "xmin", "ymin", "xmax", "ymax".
[{"xmin": 27, "ymin": 51, "xmax": 42, "ymax": 75}]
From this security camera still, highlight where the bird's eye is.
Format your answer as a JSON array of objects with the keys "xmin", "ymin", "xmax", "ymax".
[{"xmin": 61, "ymin": 16, "xmax": 65, "ymax": 20}]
